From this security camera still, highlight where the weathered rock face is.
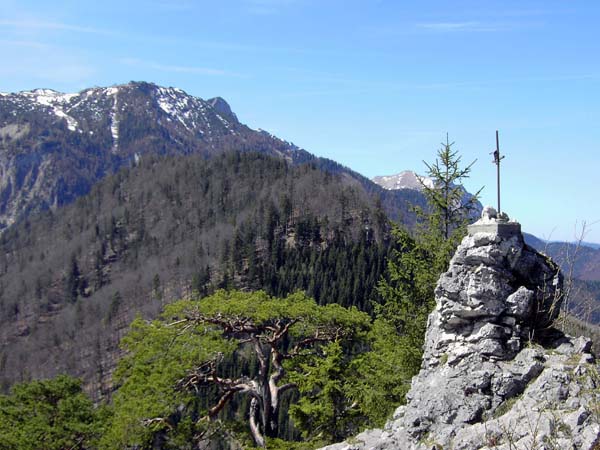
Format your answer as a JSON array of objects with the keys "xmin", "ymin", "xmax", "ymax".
[{"xmin": 324, "ymin": 212, "xmax": 600, "ymax": 450}]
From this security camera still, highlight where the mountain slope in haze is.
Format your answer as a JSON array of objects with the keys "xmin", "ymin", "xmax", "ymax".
[
  {"xmin": 524, "ymin": 233, "xmax": 600, "ymax": 282},
  {"xmin": 371, "ymin": 170, "xmax": 483, "ymax": 219},
  {"xmin": 544, "ymin": 242, "xmax": 600, "ymax": 282},
  {"xmin": 0, "ymin": 82, "xmax": 421, "ymax": 232},
  {"xmin": 523, "ymin": 232, "xmax": 600, "ymax": 323},
  {"xmin": 582, "ymin": 241, "xmax": 600, "ymax": 250},
  {"xmin": 0, "ymin": 151, "xmax": 391, "ymax": 395}
]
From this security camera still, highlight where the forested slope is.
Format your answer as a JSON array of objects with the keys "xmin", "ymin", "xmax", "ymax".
[{"xmin": 0, "ymin": 151, "xmax": 392, "ymax": 396}]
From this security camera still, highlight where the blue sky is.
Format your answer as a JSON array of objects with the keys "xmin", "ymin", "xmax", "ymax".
[{"xmin": 1, "ymin": 0, "xmax": 599, "ymax": 243}]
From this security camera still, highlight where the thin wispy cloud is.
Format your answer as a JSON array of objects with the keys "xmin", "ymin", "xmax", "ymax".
[
  {"xmin": 0, "ymin": 57, "xmax": 95, "ymax": 85},
  {"xmin": 119, "ymin": 33, "xmax": 337, "ymax": 58},
  {"xmin": 366, "ymin": 21, "xmax": 530, "ymax": 39},
  {"xmin": 145, "ymin": 0, "xmax": 301, "ymax": 16},
  {"xmin": 0, "ymin": 15, "xmax": 327, "ymax": 58},
  {"xmin": 42, "ymin": 64, "xmax": 96, "ymax": 84},
  {"xmin": 472, "ymin": 7, "xmax": 575, "ymax": 19},
  {"xmin": 243, "ymin": 0, "xmax": 299, "ymax": 15},
  {"xmin": 275, "ymin": 71, "xmax": 600, "ymax": 98},
  {"xmin": 0, "ymin": 19, "xmax": 119, "ymax": 36},
  {"xmin": 151, "ymin": 0, "xmax": 195, "ymax": 12},
  {"xmin": 416, "ymin": 21, "xmax": 513, "ymax": 33},
  {"xmin": 414, "ymin": 73, "xmax": 600, "ymax": 88},
  {"xmin": 120, "ymin": 58, "xmax": 242, "ymax": 77},
  {"xmin": 0, "ymin": 38, "xmax": 52, "ymax": 49}
]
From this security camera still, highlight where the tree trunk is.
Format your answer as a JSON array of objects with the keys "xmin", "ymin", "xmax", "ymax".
[
  {"xmin": 249, "ymin": 397, "xmax": 266, "ymax": 448},
  {"xmin": 252, "ymin": 339, "xmax": 279, "ymax": 444},
  {"xmin": 260, "ymin": 375, "xmax": 277, "ymax": 438}
]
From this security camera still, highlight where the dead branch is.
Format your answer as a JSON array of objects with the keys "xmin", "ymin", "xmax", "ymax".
[{"xmin": 142, "ymin": 417, "xmax": 174, "ymax": 430}]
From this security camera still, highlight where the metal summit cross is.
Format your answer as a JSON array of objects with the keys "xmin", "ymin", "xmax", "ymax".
[
  {"xmin": 492, "ymin": 130, "xmax": 505, "ymax": 214},
  {"xmin": 468, "ymin": 130, "xmax": 520, "ymax": 237}
]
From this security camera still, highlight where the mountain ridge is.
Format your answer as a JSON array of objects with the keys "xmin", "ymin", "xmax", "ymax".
[{"xmin": 0, "ymin": 81, "xmax": 426, "ymax": 233}]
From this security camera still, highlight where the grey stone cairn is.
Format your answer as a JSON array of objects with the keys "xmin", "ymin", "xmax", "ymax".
[{"xmin": 321, "ymin": 210, "xmax": 600, "ymax": 450}]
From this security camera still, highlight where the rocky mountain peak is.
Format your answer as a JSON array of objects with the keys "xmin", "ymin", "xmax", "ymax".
[
  {"xmin": 372, "ymin": 170, "xmax": 434, "ymax": 191},
  {"xmin": 207, "ymin": 96, "xmax": 238, "ymax": 122},
  {"xmin": 0, "ymin": 82, "xmax": 253, "ymax": 231},
  {"xmin": 324, "ymin": 208, "xmax": 600, "ymax": 450}
]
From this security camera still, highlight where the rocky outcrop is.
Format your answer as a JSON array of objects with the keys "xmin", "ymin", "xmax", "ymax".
[
  {"xmin": 207, "ymin": 96, "xmax": 239, "ymax": 122},
  {"xmin": 325, "ymin": 210, "xmax": 600, "ymax": 450}
]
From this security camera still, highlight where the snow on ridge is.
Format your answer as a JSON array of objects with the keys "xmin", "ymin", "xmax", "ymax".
[
  {"xmin": 372, "ymin": 170, "xmax": 434, "ymax": 191},
  {"xmin": 155, "ymin": 86, "xmax": 206, "ymax": 132},
  {"xmin": 19, "ymin": 89, "xmax": 81, "ymax": 132},
  {"xmin": 215, "ymin": 113, "xmax": 235, "ymax": 134},
  {"xmin": 421, "ymin": 177, "xmax": 435, "ymax": 189},
  {"xmin": 256, "ymin": 128, "xmax": 294, "ymax": 146},
  {"xmin": 373, "ymin": 171, "xmax": 480, "ymax": 216},
  {"xmin": 110, "ymin": 94, "xmax": 119, "ymax": 153},
  {"xmin": 60, "ymin": 93, "xmax": 79, "ymax": 102},
  {"xmin": 216, "ymin": 113, "xmax": 228, "ymax": 125},
  {"xmin": 122, "ymin": 84, "xmax": 237, "ymax": 136},
  {"xmin": 53, "ymin": 109, "xmax": 78, "ymax": 132},
  {"xmin": 24, "ymin": 89, "xmax": 79, "ymax": 105},
  {"xmin": 26, "ymin": 88, "xmax": 59, "ymax": 98}
]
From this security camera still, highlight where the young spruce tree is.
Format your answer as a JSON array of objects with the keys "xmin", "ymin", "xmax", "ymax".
[{"xmin": 350, "ymin": 135, "xmax": 481, "ymax": 426}]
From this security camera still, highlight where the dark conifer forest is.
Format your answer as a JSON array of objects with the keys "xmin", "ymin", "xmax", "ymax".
[{"xmin": 0, "ymin": 151, "xmax": 391, "ymax": 397}]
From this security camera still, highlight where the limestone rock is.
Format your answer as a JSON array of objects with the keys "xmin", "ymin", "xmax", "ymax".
[
  {"xmin": 321, "ymin": 215, "xmax": 600, "ymax": 450},
  {"xmin": 481, "ymin": 206, "xmax": 497, "ymax": 221}
]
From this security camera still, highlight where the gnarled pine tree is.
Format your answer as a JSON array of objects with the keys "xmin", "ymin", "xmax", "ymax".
[{"xmin": 104, "ymin": 290, "xmax": 370, "ymax": 449}]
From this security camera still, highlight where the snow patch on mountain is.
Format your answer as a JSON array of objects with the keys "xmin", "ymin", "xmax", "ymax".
[
  {"xmin": 156, "ymin": 86, "xmax": 198, "ymax": 131},
  {"xmin": 373, "ymin": 170, "xmax": 483, "ymax": 219},
  {"xmin": 2, "ymin": 83, "xmax": 243, "ymax": 141},
  {"xmin": 215, "ymin": 113, "xmax": 229, "ymax": 127},
  {"xmin": 26, "ymin": 89, "xmax": 78, "ymax": 106},
  {"xmin": 18, "ymin": 89, "xmax": 80, "ymax": 132},
  {"xmin": 110, "ymin": 93, "xmax": 120, "ymax": 153},
  {"xmin": 53, "ymin": 109, "xmax": 78, "ymax": 132},
  {"xmin": 151, "ymin": 86, "xmax": 241, "ymax": 136}
]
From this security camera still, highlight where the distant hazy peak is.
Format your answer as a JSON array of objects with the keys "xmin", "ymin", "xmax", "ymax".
[{"xmin": 372, "ymin": 170, "xmax": 434, "ymax": 191}]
